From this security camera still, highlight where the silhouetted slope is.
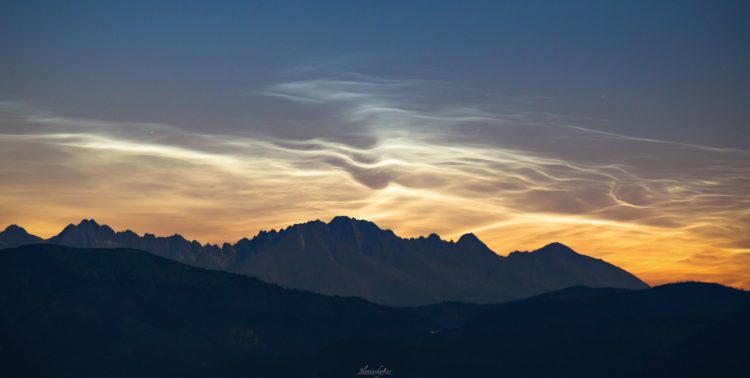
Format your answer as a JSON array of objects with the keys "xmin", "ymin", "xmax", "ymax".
[
  {"xmin": 505, "ymin": 242, "xmax": 649, "ymax": 292},
  {"xmin": 0, "ymin": 224, "xmax": 42, "ymax": 248},
  {"xmin": 0, "ymin": 244, "xmax": 433, "ymax": 378},
  {"xmin": 403, "ymin": 301, "xmax": 488, "ymax": 329},
  {"xmin": 0, "ymin": 244, "xmax": 745, "ymax": 378},
  {"xmin": 311, "ymin": 283, "xmax": 750, "ymax": 378},
  {"xmin": 3, "ymin": 217, "xmax": 648, "ymax": 305}
]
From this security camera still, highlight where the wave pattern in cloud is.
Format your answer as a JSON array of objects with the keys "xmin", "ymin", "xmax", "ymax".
[{"xmin": 1, "ymin": 72, "xmax": 748, "ymax": 288}]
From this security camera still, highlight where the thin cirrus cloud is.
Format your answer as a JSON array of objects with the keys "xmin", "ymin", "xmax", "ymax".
[{"xmin": 0, "ymin": 70, "xmax": 748, "ymax": 289}]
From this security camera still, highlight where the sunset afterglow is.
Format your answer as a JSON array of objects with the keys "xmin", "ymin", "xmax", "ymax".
[{"xmin": 2, "ymin": 2, "xmax": 749, "ymax": 289}]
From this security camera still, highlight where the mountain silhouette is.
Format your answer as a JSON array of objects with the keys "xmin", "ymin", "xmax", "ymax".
[
  {"xmin": 0, "ymin": 244, "xmax": 434, "ymax": 378},
  {"xmin": 307, "ymin": 282, "xmax": 750, "ymax": 378},
  {"xmin": 2, "ymin": 217, "xmax": 647, "ymax": 305},
  {"xmin": 0, "ymin": 224, "xmax": 43, "ymax": 248},
  {"xmin": 1, "ymin": 244, "xmax": 746, "ymax": 378},
  {"xmin": 226, "ymin": 217, "xmax": 646, "ymax": 305}
]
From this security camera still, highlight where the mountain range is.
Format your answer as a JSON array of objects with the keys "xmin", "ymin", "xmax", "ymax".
[
  {"xmin": 1, "ymin": 244, "xmax": 747, "ymax": 378},
  {"xmin": 1, "ymin": 217, "xmax": 647, "ymax": 305}
]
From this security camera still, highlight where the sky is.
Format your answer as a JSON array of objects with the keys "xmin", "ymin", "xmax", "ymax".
[{"xmin": 1, "ymin": 0, "xmax": 749, "ymax": 288}]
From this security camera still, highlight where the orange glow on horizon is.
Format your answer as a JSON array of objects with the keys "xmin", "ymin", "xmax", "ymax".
[
  {"xmin": 1, "ymin": 88, "xmax": 748, "ymax": 290},
  {"xmin": 7, "ymin": 208, "xmax": 750, "ymax": 290}
]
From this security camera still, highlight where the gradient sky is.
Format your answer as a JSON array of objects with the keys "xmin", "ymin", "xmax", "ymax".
[{"xmin": 1, "ymin": 1, "xmax": 749, "ymax": 288}]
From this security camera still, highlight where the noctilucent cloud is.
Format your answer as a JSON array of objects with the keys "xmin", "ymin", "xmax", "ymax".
[{"xmin": 1, "ymin": 0, "xmax": 749, "ymax": 288}]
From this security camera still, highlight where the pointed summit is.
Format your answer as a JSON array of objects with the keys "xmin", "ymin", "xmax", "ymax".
[
  {"xmin": 0, "ymin": 224, "xmax": 43, "ymax": 248},
  {"xmin": 535, "ymin": 242, "xmax": 578, "ymax": 256},
  {"xmin": 457, "ymin": 232, "xmax": 484, "ymax": 246},
  {"xmin": 4, "ymin": 224, "xmax": 28, "ymax": 234},
  {"xmin": 426, "ymin": 233, "xmax": 442, "ymax": 241}
]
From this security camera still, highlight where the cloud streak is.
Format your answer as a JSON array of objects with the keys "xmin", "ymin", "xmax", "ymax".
[{"xmin": 1, "ymin": 69, "xmax": 748, "ymax": 288}]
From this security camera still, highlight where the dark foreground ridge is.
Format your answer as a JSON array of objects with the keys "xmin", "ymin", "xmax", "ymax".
[
  {"xmin": 0, "ymin": 217, "xmax": 647, "ymax": 305},
  {"xmin": 1, "ymin": 244, "xmax": 748, "ymax": 378}
]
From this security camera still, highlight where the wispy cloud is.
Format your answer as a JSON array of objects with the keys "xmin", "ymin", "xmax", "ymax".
[{"xmin": 1, "ymin": 68, "xmax": 748, "ymax": 288}]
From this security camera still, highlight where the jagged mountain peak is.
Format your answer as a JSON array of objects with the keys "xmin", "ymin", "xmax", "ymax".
[
  {"xmin": 78, "ymin": 218, "xmax": 100, "ymax": 226},
  {"xmin": 327, "ymin": 216, "xmax": 386, "ymax": 234},
  {"xmin": 69, "ymin": 219, "xmax": 115, "ymax": 233},
  {"xmin": 58, "ymin": 218, "xmax": 113, "ymax": 234},
  {"xmin": 50, "ymin": 219, "xmax": 117, "ymax": 248},
  {"xmin": 70, "ymin": 219, "xmax": 112, "ymax": 232},
  {"xmin": 328, "ymin": 215, "xmax": 356, "ymax": 224},
  {"xmin": 328, "ymin": 215, "xmax": 379, "ymax": 227}
]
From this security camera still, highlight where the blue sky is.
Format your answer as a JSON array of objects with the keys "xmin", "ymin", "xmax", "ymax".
[{"xmin": 2, "ymin": 0, "xmax": 749, "ymax": 147}]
